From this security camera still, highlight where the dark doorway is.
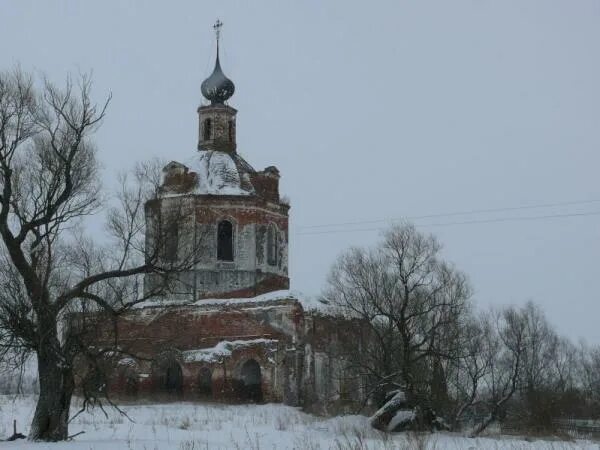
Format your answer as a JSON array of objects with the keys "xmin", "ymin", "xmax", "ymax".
[
  {"xmin": 197, "ymin": 367, "xmax": 213, "ymax": 398},
  {"xmin": 237, "ymin": 359, "xmax": 262, "ymax": 402},
  {"xmin": 217, "ymin": 220, "xmax": 234, "ymax": 261},
  {"xmin": 162, "ymin": 360, "xmax": 183, "ymax": 395}
]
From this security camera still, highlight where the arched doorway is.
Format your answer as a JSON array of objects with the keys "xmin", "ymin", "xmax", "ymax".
[
  {"xmin": 197, "ymin": 367, "xmax": 213, "ymax": 398},
  {"xmin": 237, "ymin": 359, "xmax": 262, "ymax": 402},
  {"xmin": 161, "ymin": 360, "xmax": 183, "ymax": 395}
]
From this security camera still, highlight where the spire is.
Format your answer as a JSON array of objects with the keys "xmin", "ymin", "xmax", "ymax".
[{"xmin": 201, "ymin": 20, "xmax": 235, "ymax": 105}]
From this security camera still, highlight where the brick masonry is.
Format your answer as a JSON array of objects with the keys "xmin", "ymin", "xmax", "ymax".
[{"xmin": 99, "ymin": 298, "xmax": 302, "ymax": 404}]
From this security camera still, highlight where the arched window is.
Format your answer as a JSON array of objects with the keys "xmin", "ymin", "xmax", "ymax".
[
  {"xmin": 217, "ymin": 220, "xmax": 234, "ymax": 261},
  {"xmin": 203, "ymin": 118, "xmax": 212, "ymax": 141},
  {"xmin": 267, "ymin": 223, "xmax": 278, "ymax": 266}
]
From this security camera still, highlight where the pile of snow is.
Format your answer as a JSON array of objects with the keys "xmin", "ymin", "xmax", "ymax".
[
  {"xmin": 1, "ymin": 395, "xmax": 596, "ymax": 449},
  {"xmin": 370, "ymin": 390, "xmax": 411, "ymax": 432},
  {"xmin": 182, "ymin": 338, "xmax": 277, "ymax": 363},
  {"xmin": 370, "ymin": 390, "xmax": 448, "ymax": 433},
  {"xmin": 387, "ymin": 409, "xmax": 415, "ymax": 431}
]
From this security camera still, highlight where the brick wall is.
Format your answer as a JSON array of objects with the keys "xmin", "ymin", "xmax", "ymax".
[
  {"xmin": 78, "ymin": 298, "xmax": 370, "ymax": 410},
  {"xmin": 145, "ymin": 195, "xmax": 289, "ymax": 301},
  {"xmin": 92, "ymin": 299, "xmax": 304, "ymax": 404}
]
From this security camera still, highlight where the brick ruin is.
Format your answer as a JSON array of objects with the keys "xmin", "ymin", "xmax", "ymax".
[{"xmin": 94, "ymin": 34, "xmax": 366, "ymax": 412}]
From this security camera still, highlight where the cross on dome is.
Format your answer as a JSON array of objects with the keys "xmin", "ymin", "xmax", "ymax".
[
  {"xmin": 213, "ymin": 19, "xmax": 223, "ymax": 42},
  {"xmin": 201, "ymin": 20, "xmax": 235, "ymax": 105}
]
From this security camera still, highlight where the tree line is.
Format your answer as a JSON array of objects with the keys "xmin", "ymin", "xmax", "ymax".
[{"xmin": 325, "ymin": 222, "xmax": 600, "ymax": 435}]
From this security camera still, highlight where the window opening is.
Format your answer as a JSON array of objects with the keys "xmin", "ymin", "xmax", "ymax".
[
  {"xmin": 228, "ymin": 120, "xmax": 234, "ymax": 142},
  {"xmin": 217, "ymin": 220, "xmax": 234, "ymax": 261},
  {"xmin": 267, "ymin": 224, "xmax": 278, "ymax": 266},
  {"xmin": 163, "ymin": 221, "xmax": 178, "ymax": 262},
  {"xmin": 203, "ymin": 118, "xmax": 212, "ymax": 140}
]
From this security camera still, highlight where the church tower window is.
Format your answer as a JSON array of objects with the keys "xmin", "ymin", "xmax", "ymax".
[
  {"xmin": 267, "ymin": 223, "xmax": 278, "ymax": 266},
  {"xmin": 163, "ymin": 221, "xmax": 178, "ymax": 262},
  {"xmin": 217, "ymin": 220, "xmax": 234, "ymax": 261},
  {"xmin": 203, "ymin": 118, "xmax": 212, "ymax": 141},
  {"xmin": 228, "ymin": 120, "xmax": 234, "ymax": 142}
]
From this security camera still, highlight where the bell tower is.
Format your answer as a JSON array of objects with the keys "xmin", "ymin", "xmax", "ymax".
[
  {"xmin": 146, "ymin": 20, "xmax": 290, "ymax": 301},
  {"xmin": 198, "ymin": 20, "xmax": 237, "ymax": 153}
]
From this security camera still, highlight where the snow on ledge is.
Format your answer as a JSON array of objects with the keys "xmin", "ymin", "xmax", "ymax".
[
  {"xmin": 182, "ymin": 338, "xmax": 278, "ymax": 363},
  {"xmin": 137, "ymin": 289, "xmax": 335, "ymax": 314},
  {"xmin": 117, "ymin": 357, "xmax": 137, "ymax": 367},
  {"xmin": 191, "ymin": 289, "xmax": 331, "ymax": 312}
]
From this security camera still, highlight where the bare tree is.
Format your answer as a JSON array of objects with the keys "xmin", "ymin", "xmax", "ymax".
[
  {"xmin": 513, "ymin": 302, "xmax": 561, "ymax": 429},
  {"xmin": 446, "ymin": 301, "xmax": 594, "ymax": 435},
  {"xmin": 446, "ymin": 312, "xmax": 494, "ymax": 430},
  {"xmin": 469, "ymin": 306, "xmax": 528, "ymax": 436},
  {"xmin": 325, "ymin": 222, "xmax": 472, "ymax": 420},
  {"xmin": 0, "ymin": 68, "xmax": 197, "ymax": 441},
  {"xmin": 579, "ymin": 342, "xmax": 600, "ymax": 417}
]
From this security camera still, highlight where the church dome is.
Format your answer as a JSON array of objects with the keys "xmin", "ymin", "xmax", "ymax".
[
  {"xmin": 201, "ymin": 52, "xmax": 235, "ymax": 105},
  {"xmin": 158, "ymin": 151, "xmax": 255, "ymax": 197},
  {"xmin": 194, "ymin": 150, "xmax": 254, "ymax": 195}
]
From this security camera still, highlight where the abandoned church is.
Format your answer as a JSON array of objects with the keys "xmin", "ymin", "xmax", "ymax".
[{"xmin": 93, "ymin": 27, "xmax": 365, "ymax": 411}]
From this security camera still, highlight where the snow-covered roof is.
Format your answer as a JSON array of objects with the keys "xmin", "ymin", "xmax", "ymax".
[
  {"xmin": 194, "ymin": 151, "xmax": 254, "ymax": 196},
  {"xmin": 160, "ymin": 150, "xmax": 256, "ymax": 197},
  {"xmin": 136, "ymin": 289, "xmax": 334, "ymax": 315},
  {"xmin": 182, "ymin": 338, "xmax": 277, "ymax": 363},
  {"xmin": 190, "ymin": 289, "xmax": 332, "ymax": 313}
]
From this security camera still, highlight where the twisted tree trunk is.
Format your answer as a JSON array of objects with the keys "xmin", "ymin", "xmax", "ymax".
[{"xmin": 28, "ymin": 337, "xmax": 74, "ymax": 441}]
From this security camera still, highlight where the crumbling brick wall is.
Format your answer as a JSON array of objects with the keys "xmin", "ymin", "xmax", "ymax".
[{"xmin": 94, "ymin": 298, "xmax": 304, "ymax": 404}]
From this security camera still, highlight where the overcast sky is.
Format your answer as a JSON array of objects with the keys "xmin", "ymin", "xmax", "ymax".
[{"xmin": 2, "ymin": 1, "xmax": 599, "ymax": 341}]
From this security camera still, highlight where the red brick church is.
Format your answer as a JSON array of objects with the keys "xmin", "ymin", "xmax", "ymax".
[{"xmin": 100, "ymin": 25, "xmax": 365, "ymax": 411}]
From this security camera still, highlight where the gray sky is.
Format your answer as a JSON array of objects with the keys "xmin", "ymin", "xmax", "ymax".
[{"xmin": 2, "ymin": 1, "xmax": 599, "ymax": 341}]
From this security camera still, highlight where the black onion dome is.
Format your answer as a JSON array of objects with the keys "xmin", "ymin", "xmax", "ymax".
[{"xmin": 201, "ymin": 49, "xmax": 235, "ymax": 105}]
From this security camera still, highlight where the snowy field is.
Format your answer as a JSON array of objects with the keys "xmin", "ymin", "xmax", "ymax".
[{"xmin": 0, "ymin": 396, "xmax": 598, "ymax": 449}]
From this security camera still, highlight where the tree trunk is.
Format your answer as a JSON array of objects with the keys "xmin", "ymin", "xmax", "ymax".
[{"xmin": 28, "ymin": 350, "xmax": 74, "ymax": 441}]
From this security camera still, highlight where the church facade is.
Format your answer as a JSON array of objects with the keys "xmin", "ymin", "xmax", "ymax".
[{"xmin": 99, "ymin": 31, "xmax": 366, "ymax": 412}]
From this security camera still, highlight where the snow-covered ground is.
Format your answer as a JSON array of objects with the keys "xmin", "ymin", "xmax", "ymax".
[{"xmin": 0, "ymin": 396, "xmax": 597, "ymax": 449}]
